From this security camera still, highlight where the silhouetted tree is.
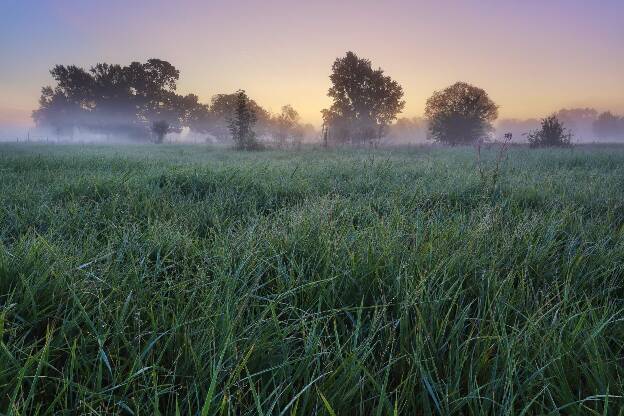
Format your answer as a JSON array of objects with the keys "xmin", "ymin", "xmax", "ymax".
[
  {"xmin": 273, "ymin": 105, "xmax": 302, "ymax": 148},
  {"xmin": 33, "ymin": 59, "xmax": 206, "ymax": 141},
  {"xmin": 32, "ymin": 65, "xmax": 95, "ymax": 137},
  {"xmin": 209, "ymin": 93, "xmax": 270, "ymax": 142},
  {"xmin": 151, "ymin": 120, "xmax": 170, "ymax": 144},
  {"xmin": 228, "ymin": 90, "xmax": 259, "ymax": 150},
  {"xmin": 322, "ymin": 51, "xmax": 405, "ymax": 145},
  {"xmin": 178, "ymin": 94, "xmax": 212, "ymax": 135},
  {"xmin": 593, "ymin": 111, "xmax": 624, "ymax": 141},
  {"xmin": 527, "ymin": 115, "xmax": 572, "ymax": 147},
  {"xmin": 425, "ymin": 82, "xmax": 498, "ymax": 145}
]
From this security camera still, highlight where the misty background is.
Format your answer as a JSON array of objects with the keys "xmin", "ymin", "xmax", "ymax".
[{"xmin": 1, "ymin": 0, "xmax": 623, "ymax": 144}]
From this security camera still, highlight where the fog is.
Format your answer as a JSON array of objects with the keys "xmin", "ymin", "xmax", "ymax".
[
  {"xmin": 4, "ymin": 106, "xmax": 624, "ymax": 146},
  {"xmin": 496, "ymin": 108, "xmax": 624, "ymax": 143},
  {"xmin": 3, "ymin": 57, "xmax": 622, "ymax": 146},
  {"xmin": 4, "ymin": 117, "xmax": 624, "ymax": 146}
]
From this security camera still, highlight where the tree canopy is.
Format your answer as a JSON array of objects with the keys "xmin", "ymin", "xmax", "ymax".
[
  {"xmin": 32, "ymin": 59, "xmax": 311, "ymax": 146},
  {"xmin": 36, "ymin": 56, "xmax": 623, "ymax": 148},
  {"xmin": 228, "ymin": 90, "xmax": 260, "ymax": 150},
  {"xmin": 425, "ymin": 82, "xmax": 498, "ymax": 145},
  {"xmin": 274, "ymin": 105, "xmax": 303, "ymax": 147},
  {"xmin": 322, "ymin": 51, "xmax": 405, "ymax": 145},
  {"xmin": 205, "ymin": 93, "xmax": 272, "ymax": 141},
  {"xmin": 33, "ymin": 59, "xmax": 205, "ymax": 140}
]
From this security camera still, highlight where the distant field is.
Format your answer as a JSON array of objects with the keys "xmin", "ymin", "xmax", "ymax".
[{"xmin": 1, "ymin": 143, "xmax": 624, "ymax": 414}]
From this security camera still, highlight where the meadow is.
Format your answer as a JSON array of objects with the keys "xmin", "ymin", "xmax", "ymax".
[{"xmin": 1, "ymin": 143, "xmax": 623, "ymax": 415}]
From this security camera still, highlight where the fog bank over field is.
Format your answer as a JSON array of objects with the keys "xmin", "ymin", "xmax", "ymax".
[
  {"xmin": 0, "ymin": 124, "xmax": 318, "ymax": 145},
  {"xmin": 2, "ymin": 58, "xmax": 623, "ymax": 145},
  {"xmin": 496, "ymin": 108, "xmax": 624, "ymax": 143},
  {"xmin": 3, "ymin": 114, "xmax": 624, "ymax": 145}
]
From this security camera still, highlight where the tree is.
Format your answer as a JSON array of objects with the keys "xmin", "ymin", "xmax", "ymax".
[
  {"xmin": 228, "ymin": 90, "xmax": 260, "ymax": 150},
  {"xmin": 273, "ymin": 105, "xmax": 302, "ymax": 148},
  {"xmin": 178, "ymin": 93, "xmax": 212, "ymax": 135},
  {"xmin": 593, "ymin": 111, "xmax": 624, "ymax": 141},
  {"xmin": 527, "ymin": 115, "xmax": 572, "ymax": 147},
  {"xmin": 33, "ymin": 59, "xmax": 206, "ymax": 141},
  {"xmin": 322, "ymin": 51, "xmax": 405, "ymax": 145},
  {"xmin": 425, "ymin": 82, "xmax": 498, "ymax": 145},
  {"xmin": 209, "ymin": 92, "xmax": 271, "ymax": 142},
  {"xmin": 151, "ymin": 120, "xmax": 170, "ymax": 144},
  {"xmin": 32, "ymin": 65, "xmax": 96, "ymax": 138}
]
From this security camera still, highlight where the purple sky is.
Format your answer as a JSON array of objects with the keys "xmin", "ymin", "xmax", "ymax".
[{"xmin": 1, "ymin": 0, "xmax": 623, "ymax": 127}]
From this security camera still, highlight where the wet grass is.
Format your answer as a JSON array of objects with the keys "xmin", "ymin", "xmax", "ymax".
[{"xmin": 1, "ymin": 143, "xmax": 624, "ymax": 414}]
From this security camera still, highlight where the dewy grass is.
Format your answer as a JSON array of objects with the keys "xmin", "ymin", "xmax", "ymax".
[{"xmin": 1, "ymin": 143, "xmax": 623, "ymax": 414}]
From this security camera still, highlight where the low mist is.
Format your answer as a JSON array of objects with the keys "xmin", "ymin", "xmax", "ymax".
[{"xmin": 3, "ymin": 57, "xmax": 623, "ymax": 146}]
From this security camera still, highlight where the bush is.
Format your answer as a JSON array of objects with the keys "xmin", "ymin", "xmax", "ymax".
[{"xmin": 528, "ymin": 115, "xmax": 572, "ymax": 148}]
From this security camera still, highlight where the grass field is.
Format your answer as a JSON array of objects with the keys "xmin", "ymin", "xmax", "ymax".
[{"xmin": 1, "ymin": 143, "xmax": 624, "ymax": 415}]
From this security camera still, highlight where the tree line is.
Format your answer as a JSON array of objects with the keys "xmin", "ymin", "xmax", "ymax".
[
  {"xmin": 592, "ymin": 111, "xmax": 624, "ymax": 141},
  {"xmin": 33, "ymin": 52, "xmax": 624, "ymax": 147},
  {"xmin": 32, "ymin": 59, "xmax": 311, "ymax": 147}
]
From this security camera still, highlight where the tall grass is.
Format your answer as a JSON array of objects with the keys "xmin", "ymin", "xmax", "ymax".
[{"xmin": 1, "ymin": 144, "xmax": 623, "ymax": 414}]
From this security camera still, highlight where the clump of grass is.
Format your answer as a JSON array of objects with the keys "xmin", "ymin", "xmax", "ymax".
[{"xmin": 1, "ymin": 143, "xmax": 624, "ymax": 414}]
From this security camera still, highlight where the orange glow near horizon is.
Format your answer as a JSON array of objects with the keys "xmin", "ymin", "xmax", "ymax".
[{"xmin": 1, "ymin": 0, "xmax": 623, "ymax": 128}]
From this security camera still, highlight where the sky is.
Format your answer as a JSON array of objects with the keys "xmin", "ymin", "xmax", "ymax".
[{"xmin": 1, "ymin": 0, "xmax": 623, "ymax": 128}]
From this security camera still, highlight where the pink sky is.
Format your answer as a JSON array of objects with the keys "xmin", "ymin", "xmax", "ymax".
[{"xmin": 1, "ymin": 0, "xmax": 623, "ymax": 127}]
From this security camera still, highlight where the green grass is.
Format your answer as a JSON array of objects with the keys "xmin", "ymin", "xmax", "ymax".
[{"xmin": 1, "ymin": 143, "xmax": 623, "ymax": 415}]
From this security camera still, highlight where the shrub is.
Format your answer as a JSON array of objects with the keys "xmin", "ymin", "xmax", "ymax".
[{"xmin": 527, "ymin": 115, "xmax": 572, "ymax": 147}]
